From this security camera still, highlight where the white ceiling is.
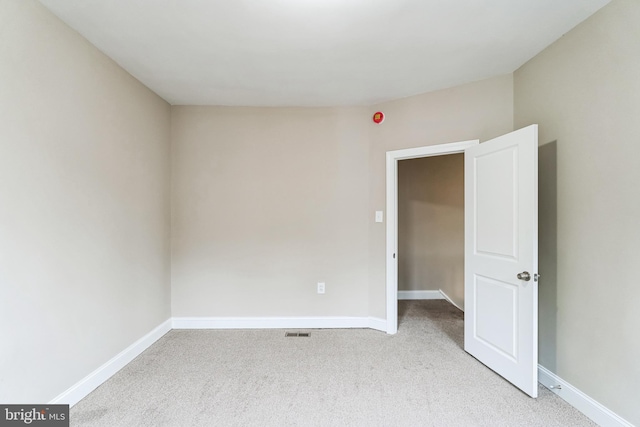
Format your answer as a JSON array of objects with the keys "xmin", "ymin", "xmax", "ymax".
[{"xmin": 38, "ymin": 0, "xmax": 609, "ymax": 107}]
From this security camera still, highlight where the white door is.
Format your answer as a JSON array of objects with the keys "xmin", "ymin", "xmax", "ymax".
[{"xmin": 464, "ymin": 125, "xmax": 539, "ymax": 397}]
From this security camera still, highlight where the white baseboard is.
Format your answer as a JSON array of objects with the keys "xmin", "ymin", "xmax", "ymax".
[
  {"xmin": 49, "ymin": 316, "xmax": 634, "ymax": 427},
  {"xmin": 397, "ymin": 290, "xmax": 444, "ymax": 300},
  {"xmin": 49, "ymin": 316, "xmax": 386, "ymax": 407},
  {"xmin": 538, "ymin": 365, "xmax": 634, "ymax": 427},
  {"xmin": 50, "ymin": 319, "xmax": 172, "ymax": 407},
  {"xmin": 173, "ymin": 316, "xmax": 386, "ymax": 332},
  {"xmin": 438, "ymin": 289, "xmax": 464, "ymax": 311},
  {"xmin": 367, "ymin": 317, "xmax": 387, "ymax": 332}
]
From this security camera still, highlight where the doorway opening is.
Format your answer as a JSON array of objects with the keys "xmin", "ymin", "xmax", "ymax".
[
  {"xmin": 385, "ymin": 140, "xmax": 479, "ymax": 334},
  {"xmin": 397, "ymin": 153, "xmax": 465, "ymax": 314}
]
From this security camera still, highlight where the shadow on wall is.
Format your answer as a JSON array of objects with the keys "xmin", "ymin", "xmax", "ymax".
[{"xmin": 539, "ymin": 140, "xmax": 558, "ymax": 371}]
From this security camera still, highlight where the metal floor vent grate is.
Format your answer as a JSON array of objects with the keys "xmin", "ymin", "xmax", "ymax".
[{"xmin": 285, "ymin": 332, "xmax": 310, "ymax": 337}]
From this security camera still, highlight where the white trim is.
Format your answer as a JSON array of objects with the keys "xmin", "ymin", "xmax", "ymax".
[
  {"xmin": 49, "ymin": 316, "xmax": 387, "ymax": 406},
  {"xmin": 45, "ymin": 314, "xmax": 633, "ymax": 427},
  {"xmin": 367, "ymin": 317, "xmax": 387, "ymax": 332},
  {"xmin": 50, "ymin": 319, "xmax": 172, "ymax": 407},
  {"xmin": 386, "ymin": 140, "xmax": 479, "ymax": 334},
  {"xmin": 385, "ymin": 150, "xmax": 398, "ymax": 334},
  {"xmin": 438, "ymin": 289, "xmax": 464, "ymax": 311},
  {"xmin": 173, "ymin": 316, "xmax": 386, "ymax": 331},
  {"xmin": 538, "ymin": 365, "xmax": 634, "ymax": 427},
  {"xmin": 397, "ymin": 290, "xmax": 444, "ymax": 300}
]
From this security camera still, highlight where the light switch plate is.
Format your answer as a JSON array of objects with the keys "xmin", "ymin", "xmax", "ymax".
[{"xmin": 375, "ymin": 211, "xmax": 384, "ymax": 223}]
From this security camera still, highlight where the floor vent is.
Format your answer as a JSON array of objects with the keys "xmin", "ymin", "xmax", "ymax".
[{"xmin": 285, "ymin": 332, "xmax": 310, "ymax": 337}]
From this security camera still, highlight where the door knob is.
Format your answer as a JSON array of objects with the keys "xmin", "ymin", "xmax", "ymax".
[{"xmin": 517, "ymin": 271, "xmax": 531, "ymax": 281}]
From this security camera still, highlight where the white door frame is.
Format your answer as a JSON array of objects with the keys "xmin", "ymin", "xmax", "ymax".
[{"xmin": 385, "ymin": 139, "xmax": 479, "ymax": 334}]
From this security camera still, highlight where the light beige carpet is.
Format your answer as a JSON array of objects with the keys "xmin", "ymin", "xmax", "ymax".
[{"xmin": 70, "ymin": 300, "xmax": 595, "ymax": 426}]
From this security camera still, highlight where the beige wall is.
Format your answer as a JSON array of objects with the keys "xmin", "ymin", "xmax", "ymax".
[
  {"xmin": 5, "ymin": 1, "xmax": 636, "ymax": 422},
  {"xmin": 0, "ymin": 0, "xmax": 171, "ymax": 403},
  {"xmin": 171, "ymin": 106, "xmax": 371, "ymax": 317},
  {"xmin": 368, "ymin": 75, "xmax": 514, "ymax": 317},
  {"xmin": 172, "ymin": 76, "xmax": 513, "ymax": 319},
  {"xmin": 1, "ymin": 1, "xmax": 514, "ymax": 401},
  {"xmin": 398, "ymin": 155, "xmax": 464, "ymax": 308},
  {"xmin": 514, "ymin": 0, "xmax": 640, "ymax": 423}
]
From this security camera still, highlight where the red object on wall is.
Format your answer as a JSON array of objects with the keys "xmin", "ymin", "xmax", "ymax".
[{"xmin": 372, "ymin": 111, "xmax": 385, "ymax": 124}]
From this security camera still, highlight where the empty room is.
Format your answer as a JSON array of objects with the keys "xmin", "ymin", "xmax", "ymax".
[{"xmin": 1, "ymin": 0, "xmax": 638, "ymax": 426}]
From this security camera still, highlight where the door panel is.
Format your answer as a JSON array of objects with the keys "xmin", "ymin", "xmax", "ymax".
[
  {"xmin": 464, "ymin": 125, "xmax": 538, "ymax": 397},
  {"xmin": 475, "ymin": 146, "xmax": 518, "ymax": 259},
  {"xmin": 474, "ymin": 275, "xmax": 518, "ymax": 360}
]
